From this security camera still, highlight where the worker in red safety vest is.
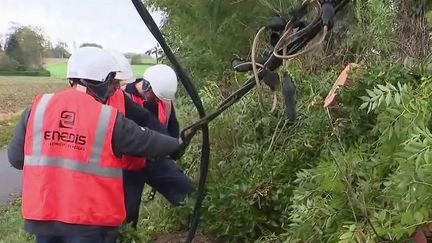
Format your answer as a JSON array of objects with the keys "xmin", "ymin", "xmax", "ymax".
[
  {"xmin": 105, "ymin": 49, "xmax": 147, "ymax": 170},
  {"xmin": 7, "ymin": 46, "xmax": 181, "ymax": 243},
  {"xmin": 106, "ymin": 54, "xmax": 193, "ymax": 229},
  {"xmin": 123, "ymin": 64, "xmax": 179, "ymax": 137},
  {"xmin": 121, "ymin": 64, "xmax": 192, "ymax": 228}
]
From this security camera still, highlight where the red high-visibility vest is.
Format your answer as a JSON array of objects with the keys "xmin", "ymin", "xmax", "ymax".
[
  {"xmin": 22, "ymin": 88, "xmax": 126, "ymax": 226},
  {"xmin": 106, "ymin": 89, "xmax": 146, "ymax": 170},
  {"xmin": 126, "ymin": 92, "xmax": 172, "ymax": 127},
  {"xmin": 154, "ymin": 99, "xmax": 172, "ymax": 127},
  {"xmin": 107, "ymin": 90, "xmax": 172, "ymax": 170},
  {"xmin": 128, "ymin": 92, "xmax": 144, "ymax": 108}
]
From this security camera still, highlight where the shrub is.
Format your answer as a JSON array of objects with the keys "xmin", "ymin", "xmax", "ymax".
[{"xmin": 0, "ymin": 52, "xmax": 16, "ymax": 71}]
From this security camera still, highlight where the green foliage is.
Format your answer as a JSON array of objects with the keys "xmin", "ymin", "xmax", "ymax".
[
  {"xmin": 79, "ymin": 43, "xmax": 103, "ymax": 48},
  {"xmin": 314, "ymin": 0, "xmax": 398, "ymax": 71},
  {"xmin": 134, "ymin": 61, "xmax": 334, "ymax": 241},
  {"xmin": 145, "ymin": 0, "xmax": 297, "ymax": 85},
  {"xmin": 0, "ymin": 52, "xmax": 16, "ymax": 71},
  {"xmin": 0, "ymin": 116, "xmax": 19, "ymax": 148},
  {"xmin": 131, "ymin": 61, "xmax": 432, "ymax": 242},
  {"xmin": 4, "ymin": 26, "xmax": 47, "ymax": 71},
  {"xmin": 426, "ymin": 10, "xmax": 432, "ymax": 25},
  {"xmin": 0, "ymin": 1, "xmax": 431, "ymax": 243},
  {"xmin": 279, "ymin": 65, "xmax": 432, "ymax": 242},
  {"xmin": 44, "ymin": 42, "xmax": 71, "ymax": 59}
]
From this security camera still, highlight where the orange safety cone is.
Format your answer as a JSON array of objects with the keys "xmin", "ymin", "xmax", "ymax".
[{"xmin": 324, "ymin": 63, "xmax": 360, "ymax": 108}]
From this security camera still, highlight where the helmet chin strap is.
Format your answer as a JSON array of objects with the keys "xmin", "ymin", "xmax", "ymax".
[{"xmin": 76, "ymin": 72, "xmax": 117, "ymax": 103}]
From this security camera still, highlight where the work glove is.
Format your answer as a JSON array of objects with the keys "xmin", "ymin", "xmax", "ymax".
[{"xmin": 170, "ymin": 138, "xmax": 187, "ymax": 160}]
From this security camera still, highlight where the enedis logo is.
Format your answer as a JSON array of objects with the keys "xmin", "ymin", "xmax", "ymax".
[
  {"xmin": 44, "ymin": 111, "xmax": 88, "ymax": 150},
  {"xmin": 44, "ymin": 131, "xmax": 87, "ymax": 145}
]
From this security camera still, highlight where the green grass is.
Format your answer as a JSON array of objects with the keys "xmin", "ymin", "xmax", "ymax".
[
  {"xmin": 0, "ymin": 117, "xmax": 19, "ymax": 148},
  {"xmin": 44, "ymin": 60, "xmax": 68, "ymax": 78},
  {"xmin": 131, "ymin": 64, "xmax": 153, "ymax": 77},
  {"xmin": 0, "ymin": 192, "xmax": 177, "ymax": 242},
  {"xmin": 0, "ymin": 199, "xmax": 34, "ymax": 243},
  {"xmin": 44, "ymin": 59, "xmax": 153, "ymax": 79}
]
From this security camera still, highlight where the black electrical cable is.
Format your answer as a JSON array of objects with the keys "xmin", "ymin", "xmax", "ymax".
[
  {"xmin": 182, "ymin": 0, "xmax": 353, "ymax": 142},
  {"xmin": 131, "ymin": 0, "xmax": 351, "ymax": 241},
  {"xmin": 130, "ymin": 1, "xmax": 210, "ymax": 242},
  {"xmin": 181, "ymin": 0, "xmax": 351, "ymax": 144}
]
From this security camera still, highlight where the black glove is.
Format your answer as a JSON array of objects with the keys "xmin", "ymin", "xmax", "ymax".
[{"xmin": 170, "ymin": 139, "xmax": 187, "ymax": 160}]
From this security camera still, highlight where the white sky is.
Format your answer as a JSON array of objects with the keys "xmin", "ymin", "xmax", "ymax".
[{"xmin": 0, "ymin": 0, "xmax": 163, "ymax": 54}]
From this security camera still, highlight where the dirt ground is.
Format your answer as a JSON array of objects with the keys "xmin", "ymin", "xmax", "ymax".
[{"xmin": 0, "ymin": 76, "xmax": 67, "ymax": 117}]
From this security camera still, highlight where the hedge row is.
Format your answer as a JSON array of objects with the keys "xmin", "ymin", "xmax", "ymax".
[{"xmin": 0, "ymin": 70, "xmax": 51, "ymax": 77}]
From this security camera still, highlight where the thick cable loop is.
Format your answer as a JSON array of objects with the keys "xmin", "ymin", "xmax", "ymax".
[{"xmin": 273, "ymin": 1, "xmax": 322, "ymax": 58}]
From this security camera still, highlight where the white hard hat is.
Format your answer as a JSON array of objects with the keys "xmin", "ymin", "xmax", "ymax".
[
  {"xmin": 143, "ymin": 64, "xmax": 178, "ymax": 101},
  {"xmin": 106, "ymin": 49, "xmax": 135, "ymax": 84},
  {"xmin": 67, "ymin": 47, "xmax": 119, "ymax": 82}
]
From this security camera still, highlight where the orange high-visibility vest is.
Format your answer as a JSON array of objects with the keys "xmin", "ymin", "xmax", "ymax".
[
  {"xmin": 107, "ymin": 89, "xmax": 172, "ymax": 170},
  {"xmin": 106, "ymin": 89, "xmax": 146, "ymax": 170},
  {"xmin": 22, "ymin": 88, "xmax": 125, "ymax": 227},
  {"xmin": 119, "ymin": 85, "xmax": 172, "ymax": 124},
  {"xmin": 126, "ymin": 92, "xmax": 172, "ymax": 127},
  {"xmin": 154, "ymin": 99, "xmax": 172, "ymax": 127}
]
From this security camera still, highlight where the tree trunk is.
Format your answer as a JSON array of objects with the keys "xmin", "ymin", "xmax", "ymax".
[{"xmin": 396, "ymin": 1, "xmax": 431, "ymax": 60}]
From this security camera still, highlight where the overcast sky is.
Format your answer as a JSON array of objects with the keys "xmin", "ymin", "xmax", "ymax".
[{"xmin": 0, "ymin": 0, "xmax": 163, "ymax": 54}]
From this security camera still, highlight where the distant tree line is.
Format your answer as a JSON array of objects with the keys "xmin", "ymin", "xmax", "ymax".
[
  {"xmin": 0, "ymin": 25, "xmax": 71, "ymax": 72},
  {"xmin": 0, "ymin": 24, "xmax": 158, "ymax": 73},
  {"xmin": 76, "ymin": 43, "xmax": 156, "ymax": 65}
]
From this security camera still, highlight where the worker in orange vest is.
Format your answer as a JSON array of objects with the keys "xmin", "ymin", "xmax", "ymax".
[
  {"xmin": 106, "ymin": 55, "xmax": 192, "ymax": 228},
  {"xmin": 7, "ymin": 47, "xmax": 181, "ymax": 243},
  {"xmin": 123, "ymin": 64, "xmax": 179, "ymax": 137}
]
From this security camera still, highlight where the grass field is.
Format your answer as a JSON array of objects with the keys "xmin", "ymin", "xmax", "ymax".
[
  {"xmin": 0, "ymin": 76, "xmax": 66, "ymax": 114},
  {"xmin": 0, "ymin": 117, "xmax": 19, "ymax": 148},
  {"xmin": 44, "ymin": 58, "xmax": 154, "ymax": 78},
  {"xmin": 0, "ymin": 76, "xmax": 67, "ymax": 147}
]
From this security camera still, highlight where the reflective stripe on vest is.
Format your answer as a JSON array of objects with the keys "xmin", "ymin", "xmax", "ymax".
[
  {"xmin": 25, "ymin": 94, "xmax": 122, "ymax": 178},
  {"xmin": 108, "ymin": 90, "xmax": 146, "ymax": 171}
]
